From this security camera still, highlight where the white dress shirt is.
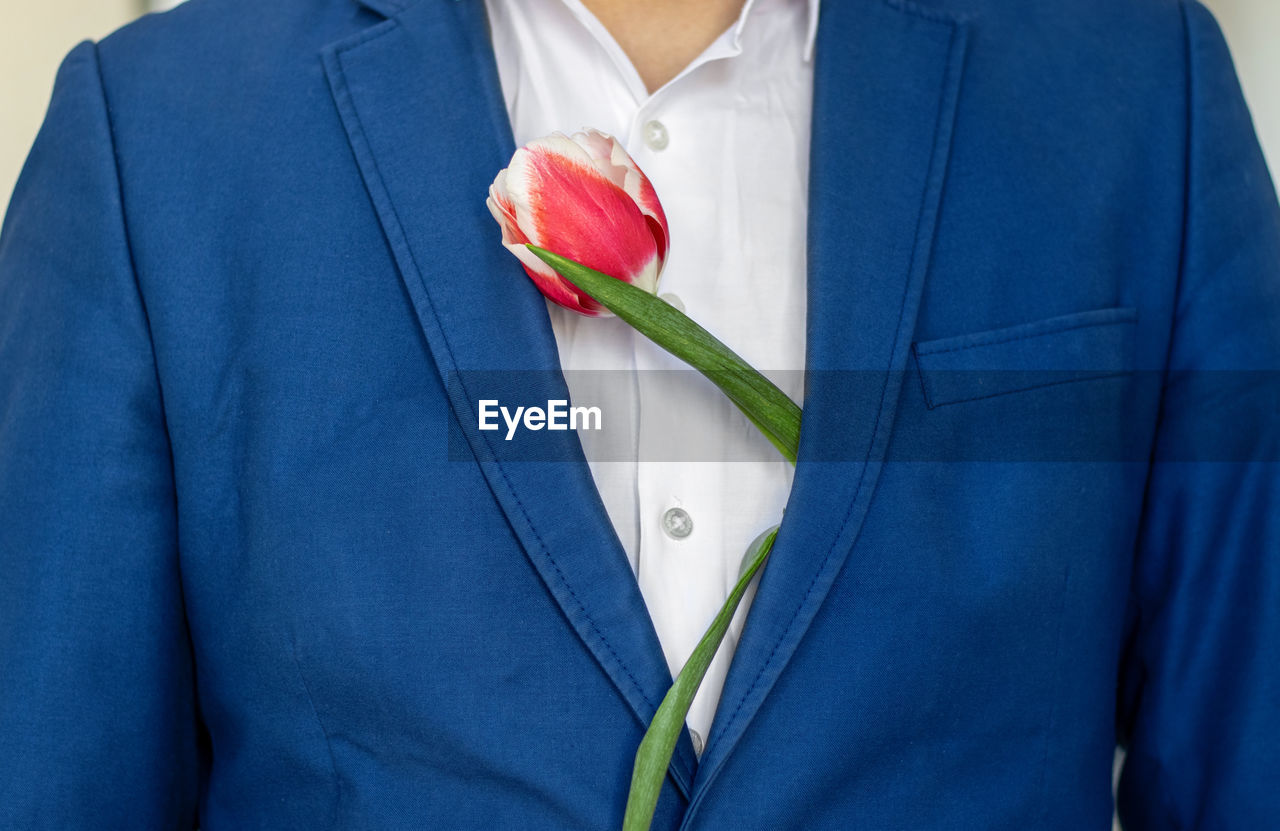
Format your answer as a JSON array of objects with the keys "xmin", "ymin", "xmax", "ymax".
[{"xmin": 485, "ymin": 0, "xmax": 818, "ymax": 751}]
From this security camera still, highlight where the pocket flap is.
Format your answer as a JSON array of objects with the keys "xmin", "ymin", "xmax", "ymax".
[{"xmin": 912, "ymin": 307, "xmax": 1137, "ymax": 408}]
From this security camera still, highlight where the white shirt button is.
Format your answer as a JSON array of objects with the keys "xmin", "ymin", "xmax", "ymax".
[
  {"xmin": 689, "ymin": 729, "xmax": 704, "ymax": 757},
  {"xmin": 659, "ymin": 292, "xmax": 685, "ymax": 313},
  {"xmin": 643, "ymin": 120, "xmax": 669, "ymax": 151},
  {"xmin": 661, "ymin": 507, "xmax": 693, "ymax": 540}
]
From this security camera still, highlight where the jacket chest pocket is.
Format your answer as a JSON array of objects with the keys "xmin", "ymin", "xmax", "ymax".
[
  {"xmin": 912, "ymin": 307, "xmax": 1137, "ymax": 409},
  {"xmin": 898, "ymin": 307, "xmax": 1142, "ymax": 463}
]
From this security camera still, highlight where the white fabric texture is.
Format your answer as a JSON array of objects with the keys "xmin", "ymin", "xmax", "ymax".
[{"xmin": 485, "ymin": 0, "xmax": 817, "ymax": 749}]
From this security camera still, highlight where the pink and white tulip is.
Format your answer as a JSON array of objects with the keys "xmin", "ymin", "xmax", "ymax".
[{"xmin": 487, "ymin": 130, "xmax": 669, "ymax": 316}]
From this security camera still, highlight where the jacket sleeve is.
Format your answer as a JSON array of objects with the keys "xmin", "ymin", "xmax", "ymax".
[
  {"xmin": 1116, "ymin": 3, "xmax": 1280, "ymax": 828},
  {"xmin": 0, "ymin": 42, "xmax": 201, "ymax": 828}
]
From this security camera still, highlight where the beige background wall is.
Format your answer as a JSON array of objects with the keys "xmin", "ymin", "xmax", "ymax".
[
  {"xmin": 2, "ymin": 0, "xmax": 1278, "ymax": 216},
  {"xmin": 1, "ymin": 0, "xmax": 143, "ymax": 212},
  {"xmin": 1211, "ymin": 0, "xmax": 1280, "ymax": 181}
]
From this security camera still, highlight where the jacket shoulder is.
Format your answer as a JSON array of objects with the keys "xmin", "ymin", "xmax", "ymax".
[
  {"xmin": 907, "ymin": 0, "xmax": 1194, "ymax": 57},
  {"xmin": 94, "ymin": 0, "xmax": 378, "ymax": 95}
]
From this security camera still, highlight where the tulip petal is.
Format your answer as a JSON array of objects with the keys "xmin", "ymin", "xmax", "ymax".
[
  {"xmin": 486, "ymin": 179, "xmax": 596, "ymax": 312},
  {"xmin": 488, "ymin": 130, "xmax": 670, "ymax": 316},
  {"xmin": 490, "ymin": 153, "xmax": 601, "ymax": 314},
  {"xmin": 523, "ymin": 142, "xmax": 660, "ymax": 289},
  {"xmin": 512, "ymin": 243, "xmax": 599, "ymax": 314},
  {"xmin": 577, "ymin": 129, "xmax": 631, "ymax": 190},
  {"xmin": 575, "ymin": 130, "xmax": 669, "ymax": 262}
]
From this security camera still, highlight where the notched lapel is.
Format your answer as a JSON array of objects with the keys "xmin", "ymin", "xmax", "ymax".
[
  {"xmin": 686, "ymin": 0, "xmax": 970, "ymax": 817},
  {"xmin": 320, "ymin": 0, "xmax": 698, "ymax": 795}
]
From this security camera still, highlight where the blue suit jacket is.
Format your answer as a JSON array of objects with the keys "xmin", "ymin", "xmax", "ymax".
[{"xmin": 2, "ymin": 0, "xmax": 1278, "ymax": 827}]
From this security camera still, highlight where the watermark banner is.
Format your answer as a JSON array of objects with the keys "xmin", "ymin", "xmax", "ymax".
[{"xmin": 445, "ymin": 370, "xmax": 1280, "ymax": 463}]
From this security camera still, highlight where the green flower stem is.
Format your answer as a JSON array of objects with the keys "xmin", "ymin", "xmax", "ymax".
[
  {"xmin": 522, "ymin": 247, "xmax": 797, "ymax": 831},
  {"xmin": 526, "ymin": 246, "xmax": 802, "ymax": 463},
  {"xmin": 622, "ymin": 526, "xmax": 779, "ymax": 831}
]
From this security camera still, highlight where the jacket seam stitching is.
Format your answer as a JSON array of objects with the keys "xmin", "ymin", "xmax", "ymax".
[
  {"xmin": 1116, "ymin": 3, "xmax": 1196, "ymax": 827},
  {"xmin": 90, "ymin": 43, "xmax": 162, "ymax": 408},
  {"xmin": 89, "ymin": 43, "xmax": 181, "ymax": 513},
  {"xmin": 92, "ymin": 39, "xmax": 200, "ymax": 820}
]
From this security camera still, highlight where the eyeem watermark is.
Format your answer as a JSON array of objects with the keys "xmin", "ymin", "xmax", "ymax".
[{"xmin": 478, "ymin": 399, "xmax": 603, "ymax": 440}]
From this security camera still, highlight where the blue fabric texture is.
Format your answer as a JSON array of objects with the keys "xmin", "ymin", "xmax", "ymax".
[{"xmin": 1, "ymin": 0, "xmax": 1278, "ymax": 828}]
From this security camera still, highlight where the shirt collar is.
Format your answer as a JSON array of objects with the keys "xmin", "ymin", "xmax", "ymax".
[
  {"xmin": 551, "ymin": 0, "xmax": 822, "ymax": 102},
  {"xmin": 729, "ymin": 0, "xmax": 822, "ymax": 63},
  {"xmin": 805, "ymin": 0, "xmax": 821, "ymax": 62}
]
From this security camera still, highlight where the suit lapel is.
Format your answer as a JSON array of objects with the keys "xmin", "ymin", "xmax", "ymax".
[
  {"xmin": 321, "ymin": 0, "xmax": 698, "ymax": 794},
  {"xmin": 687, "ymin": 0, "xmax": 970, "ymax": 813}
]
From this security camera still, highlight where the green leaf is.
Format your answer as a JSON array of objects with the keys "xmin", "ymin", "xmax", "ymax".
[
  {"xmin": 621, "ymin": 526, "xmax": 779, "ymax": 831},
  {"xmin": 526, "ymin": 245, "xmax": 802, "ymax": 464}
]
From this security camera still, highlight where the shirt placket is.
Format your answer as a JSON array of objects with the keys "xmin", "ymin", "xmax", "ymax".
[
  {"xmin": 554, "ymin": 0, "xmax": 790, "ymax": 745},
  {"xmin": 624, "ymin": 54, "xmax": 752, "ymax": 749}
]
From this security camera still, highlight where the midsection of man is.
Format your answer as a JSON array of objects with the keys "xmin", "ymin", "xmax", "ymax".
[{"xmin": 0, "ymin": 0, "xmax": 1277, "ymax": 829}]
